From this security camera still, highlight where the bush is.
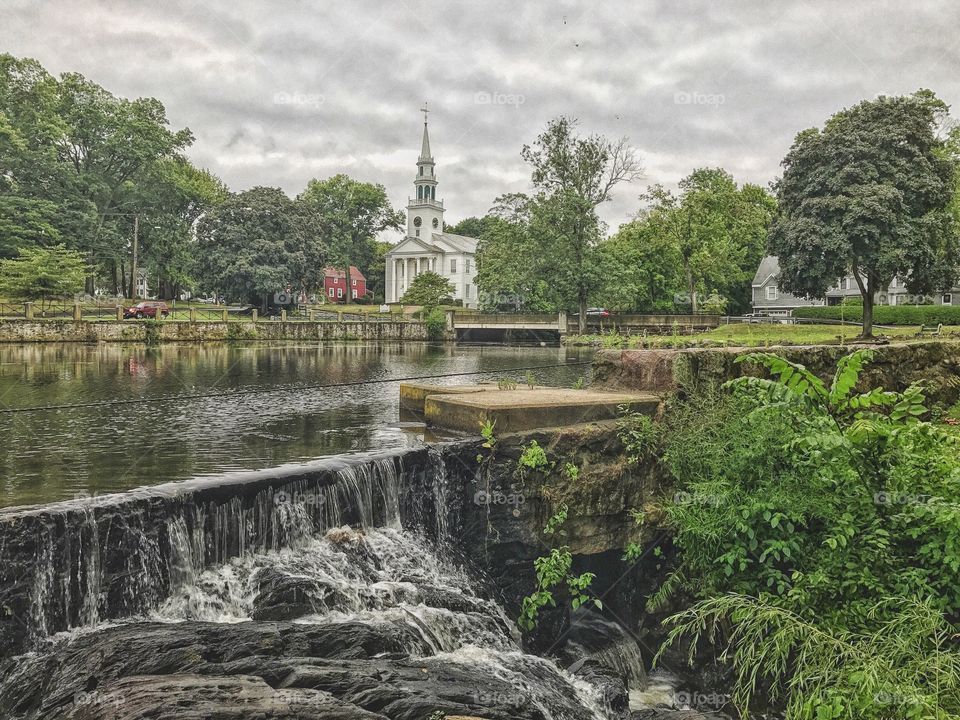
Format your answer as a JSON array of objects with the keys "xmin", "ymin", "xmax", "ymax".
[
  {"xmin": 793, "ymin": 304, "xmax": 960, "ymax": 325},
  {"xmin": 423, "ymin": 307, "xmax": 446, "ymax": 340}
]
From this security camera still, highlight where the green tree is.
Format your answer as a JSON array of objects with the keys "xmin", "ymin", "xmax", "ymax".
[
  {"xmin": 297, "ymin": 174, "xmax": 402, "ymax": 302},
  {"xmin": 520, "ymin": 117, "xmax": 642, "ymax": 332},
  {"xmin": 195, "ymin": 187, "xmax": 301, "ymax": 307},
  {"xmin": 641, "ymin": 168, "xmax": 775, "ymax": 314},
  {"xmin": 400, "ymin": 270, "xmax": 455, "ymax": 306},
  {"xmin": 769, "ymin": 90, "xmax": 959, "ymax": 337},
  {"xmin": 445, "ymin": 215, "xmax": 492, "ymax": 238},
  {"xmin": 0, "ymin": 244, "xmax": 85, "ymax": 308},
  {"xmin": 594, "ymin": 219, "xmax": 684, "ymax": 312}
]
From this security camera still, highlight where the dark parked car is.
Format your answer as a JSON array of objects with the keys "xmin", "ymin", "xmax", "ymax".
[
  {"xmin": 586, "ymin": 307, "xmax": 611, "ymax": 318},
  {"xmin": 123, "ymin": 301, "xmax": 169, "ymax": 319}
]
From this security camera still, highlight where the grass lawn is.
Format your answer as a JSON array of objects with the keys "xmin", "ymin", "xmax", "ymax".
[{"xmin": 566, "ymin": 322, "xmax": 960, "ymax": 349}]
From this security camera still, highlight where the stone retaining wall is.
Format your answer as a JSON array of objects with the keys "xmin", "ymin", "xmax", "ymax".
[
  {"xmin": 0, "ymin": 319, "xmax": 433, "ymax": 343},
  {"xmin": 593, "ymin": 340, "xmax": 960, "ymax": 403}
]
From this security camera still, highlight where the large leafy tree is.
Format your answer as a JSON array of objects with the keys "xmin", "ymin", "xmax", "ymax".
[
  {"xmin": 641, "ymin": 168, "xmax": 775, "ymax": 314},
  {"xmin": 594, "ymin": 220, "xmax": 685, "ymax": 312},
  {"xmin": 475, "ymin": 194, "xmax": 552, "ymax": 311},
  {"xmin": 0, "ymin": 54, "xmax": 196, "ymax": 294},
  {"xmin": 0, "ymin": 244, "xmax": 85, "ymax": 308},
  {"xmin": 297, "ymin": 174, "xmax": 402, "ymax": 302},
  {"xmin": 769, "ymin": 90, "xmax": 959, "ymax": 337},
  {"xmin": 520, "ymin": 117, "xmax": 642, "ymax": 332},
  {"xmin": 195, "ymin": 187, "xmax": 302, "ymax": 307},
  {"xmin": 399, "ymin": 270, "xmax": 455, "ymax": 306}
]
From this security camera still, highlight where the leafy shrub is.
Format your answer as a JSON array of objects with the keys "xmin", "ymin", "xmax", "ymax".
[
  {"xmin": 423, "ymin": 307, "xmax": 446, "ymax": 340},
  {"xmin": 656, "ymin": 349, "xmax": 960, "ymax": 717},
  {"xmin": 793, "ymin": 304, "xmax": 960, "ymax": 325}
]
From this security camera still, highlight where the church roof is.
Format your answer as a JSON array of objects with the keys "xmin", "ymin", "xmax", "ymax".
[
  {"xmin": 432, "ymin": 232, "xmax": 478, "ymax": 254},
  {"xmin": 419, "ymin": 121, "xmax": 432, "ymax": 161}
]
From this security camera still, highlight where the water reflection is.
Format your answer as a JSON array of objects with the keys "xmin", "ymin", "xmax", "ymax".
[{"xmin": 0, "ymin": 342, "xmax": 593, "ymax": 507}]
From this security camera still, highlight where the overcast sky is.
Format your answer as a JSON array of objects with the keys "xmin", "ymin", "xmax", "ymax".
[{"xmin": 3, "ymin": 0, "xmax": 959, "ymax": 240}]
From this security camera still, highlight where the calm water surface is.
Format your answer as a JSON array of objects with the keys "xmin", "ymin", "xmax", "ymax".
[{"xmin": 0, "ymin": 342, "xmax": 593, "ymax": 508}]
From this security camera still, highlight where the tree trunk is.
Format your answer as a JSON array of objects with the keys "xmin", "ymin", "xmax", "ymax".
[
  {"xmin": 852, "ymin": 268, "xmax": 874, "ymax": 338},
  {"xmin": 344, "ymin": 264, "xmax": 352, "ymax": 305},
  {"xmin": 578, "ymin": 289, "xmax": 587, "ymax": 334},
  {"xmin": 684, "ymin": 263, "xmax": 697, "ymax": 314}
]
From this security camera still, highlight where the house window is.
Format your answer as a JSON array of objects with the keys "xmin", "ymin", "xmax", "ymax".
[
  {"xmin": 337, "ymin": 288, "xmax": 343, "ymax": 299},
  {"xmin": 766, "ymin": 286, "xmax": 778, "ymax": 301},
  {"xmin": 450, "ymin": 259, "xmax": 457, "ymax": 274},
  {"xmin": 465, "ymin": 259, "xmax": 471, "ymax": 273},
  {"xmin": 890, "ymin": 294, "xmax": 897, "ymax": 306},
  {"xmin": 416, "ymin": 229, "xmax": 420, "ymax": 237},
  {"xmin": 891, "ymin": 277, "xmax": 898, "ymax": 288},
  {"xmin": 352, "ymin": 278, "xmax": 357, "ymax": 285},
  {"xmin": 352, "ymin": 289, "xmax": 358, "ymax": 299},
  {"xmin": 328, "ymin": 288, "xmax": 335, "ymax": 297},
  {"xmin": 944, "ymin": 294, "xmax": 953, "ymax": 305},
  {"xmin": 466, "ymin": 284, "xmax": 471, "ymax": 299}
]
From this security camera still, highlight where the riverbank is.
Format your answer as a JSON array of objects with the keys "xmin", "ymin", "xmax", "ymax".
[{"xmin": 0, "ymin": 318, "xmax": 438, "ymax": 343}]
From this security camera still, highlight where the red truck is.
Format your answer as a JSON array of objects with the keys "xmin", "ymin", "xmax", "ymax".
[{"xmin": 123, "ymin": 301, "xmax": 170, "ymax": 319}]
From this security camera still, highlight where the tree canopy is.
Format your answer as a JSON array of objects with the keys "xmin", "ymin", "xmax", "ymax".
[
  {"xmin": 0, "ymin": 244, "xmax": 86, "ymax": 306},
  {"xmin": 769, "ymin": 90, "xmax": 959, "ymax": 336},
  {"xmin": 400, "ymin": 270, "xmax": 455, "ymax": 307}
]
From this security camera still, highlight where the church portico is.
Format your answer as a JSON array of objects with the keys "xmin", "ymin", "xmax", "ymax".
[{"xmin": 384, "ymin": 106, "xmax": 479, "ymax": 308}]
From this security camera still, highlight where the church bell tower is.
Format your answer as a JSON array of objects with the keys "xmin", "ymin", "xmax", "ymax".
[{"xmin": 407, "ymin": 103, "xmax": 444, "ymax": 240}]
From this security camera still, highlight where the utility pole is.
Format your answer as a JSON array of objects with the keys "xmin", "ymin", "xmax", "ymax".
[{"xmin": 130, "ymin": 215, "xmax": 139, "ymax": 300}]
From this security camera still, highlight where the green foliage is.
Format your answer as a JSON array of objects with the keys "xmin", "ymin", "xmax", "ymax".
[
  {"xmin": 562, "ymin": 462, "xmax": 579, "ymax": 483},
  {"xmin": 769, "ymin": 91, "xmax": 959, "ymax": 336},
  {"xmin": 616, "ymin": 406, "xmax": 661, "ymax": 465},
  {"xmin": 0, "ymin": 244, "xmax": 85, "ymax": 304},
  {"xmin": 480, "ymin": 418, "xmax": 497, "ymax": 448},
  {"xmin": 622, "ymin": 508, "xmax": 646, "ymax": 563},
  {"xmin": 657, "ymin": 350, "xmax": 960, "ymax": 717},
  {"xmin": 639, "ymin": 169, "xmax": 776, "ymax": 315},
  {"xmin": 659, "ymin": 595, "xmax": 960, "ymax": 719},
  {"xmin": 400, "ymin": 270, "xmax": 455, "ymax": 306},
  {"xmin": 572, "ymin": 376, "xmax": 585, "ymax": 390},
  {"xmin": 195, "ymin": 187, "xmax": 305, "ymax": 305},
  {"xmin": 518, "ymin": 504, "xmax": 601, "ymax": 630},
  {"xmin": 423, "ymin": 306, "xmax": 446, "ymax": 340},
  {"xmin": 525, "ymin": 370, "xmax": 536, "ymax": 389},
  {"xmin": 517, "ymin": 440, "xmax": 549, "ymax": 474},
  {"xmin": 298, "ymin": 173, "xmax": 402, "ymax": 302},
  {"xmin": 497, "ymin": 377, "xmax": 518, "ymax": 390},
  {"xmin": 726, "ymin": 349, "xmax": 923, "ymax": 425},
  {"xmin": 794, "ymin": 304, "xmax": 960, "ymax": 325}
]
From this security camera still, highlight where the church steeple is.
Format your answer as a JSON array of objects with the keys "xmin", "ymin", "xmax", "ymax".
[
  {"xmin": 419, "ymin": 104, "xmax": 432, "ymax": 161},
  {"xmin": 407, "ymin": 102, "xmax": 444, "ymax": 240}
]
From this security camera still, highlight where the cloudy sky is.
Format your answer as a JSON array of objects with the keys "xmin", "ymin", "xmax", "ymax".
[{"xmin": 3, "ymin": 0, "xmax": 959, "ymax": 238}]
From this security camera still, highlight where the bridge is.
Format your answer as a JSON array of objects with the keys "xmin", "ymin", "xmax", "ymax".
[{"xmin": 446, "ymin": 311, "xmax": 721, "ymax": 341}]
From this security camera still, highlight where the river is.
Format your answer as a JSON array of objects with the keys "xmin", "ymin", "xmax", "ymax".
[{"xmin": 0, "ymin": 342, "xmax": 593, "ymax": 508}]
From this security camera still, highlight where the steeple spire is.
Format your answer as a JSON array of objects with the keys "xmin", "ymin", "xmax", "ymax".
[{"xmin": 419, "ymin": 102, "xmax": 431, "ymax": 160}]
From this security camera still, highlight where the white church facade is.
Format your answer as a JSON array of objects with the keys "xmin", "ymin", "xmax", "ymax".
[{"xmin": 385, "ymin": 111, "xmax": 479, "ymax": 308}]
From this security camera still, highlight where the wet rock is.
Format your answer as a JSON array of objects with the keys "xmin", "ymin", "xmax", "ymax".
[
  {"xmin": 251, "ymin": 567, "xmax": 350, "ymax": 621},
  {"xmin": 0, "ymin": 620, "xmax": 596, "ymax": 720},
  {"xmin": 61, "ymin": 674, "xmax": 386, "ymax": 720}
]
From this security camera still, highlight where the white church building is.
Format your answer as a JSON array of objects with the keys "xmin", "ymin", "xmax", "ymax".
[{"xmin": 385, "ymin": 110, "xmax": 479, "ymax": 308}]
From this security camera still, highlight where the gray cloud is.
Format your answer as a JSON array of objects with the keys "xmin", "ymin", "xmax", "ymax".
[{"xmin": 3, "ymin": 0, "xmax": 959, "ymax": 241}]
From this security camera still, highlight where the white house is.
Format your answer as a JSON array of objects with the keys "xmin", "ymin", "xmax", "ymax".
[{"xmin": 384, "ymin": 109, "xmax": 479, "ymax": 308}]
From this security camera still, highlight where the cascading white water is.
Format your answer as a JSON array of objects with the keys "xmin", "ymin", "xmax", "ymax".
[{"xmin": 151, "ymin": 524, "xmax": 619, "ymax": 719}]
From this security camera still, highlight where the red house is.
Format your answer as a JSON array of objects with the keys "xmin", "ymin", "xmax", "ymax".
[{"xmin": 323, "ymin": 266, "xmax": 367, "ymax": 303}]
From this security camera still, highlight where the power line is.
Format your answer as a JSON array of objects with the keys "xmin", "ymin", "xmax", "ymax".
[{"xmin": 0, "ymin": 361, "xmax": 594, "ymax": 415}]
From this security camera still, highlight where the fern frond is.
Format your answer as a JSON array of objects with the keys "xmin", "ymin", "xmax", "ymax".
[
  {"xmin": 734, "ymin": 353, "xmax": 828, "ymax": 402},
  {"xmin": 829, "ymin": 349, "xmax": 875, "ymax": 407}
]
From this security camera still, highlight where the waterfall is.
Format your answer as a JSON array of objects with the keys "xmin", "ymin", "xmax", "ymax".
[{"xmin": 0, "ymin": 446, "xmax": 440, "ymax": 655}]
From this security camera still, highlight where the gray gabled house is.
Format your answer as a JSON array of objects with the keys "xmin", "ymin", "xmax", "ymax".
[{"xmin": 751, "ymin": 256, "xmax": 959, "ymax": 316}]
